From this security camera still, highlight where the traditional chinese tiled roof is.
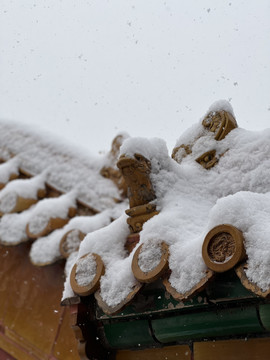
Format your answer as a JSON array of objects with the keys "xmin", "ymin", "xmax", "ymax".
[{"xmin": 1, "ymin": 102, "xmax": 270, "ymax": 359}]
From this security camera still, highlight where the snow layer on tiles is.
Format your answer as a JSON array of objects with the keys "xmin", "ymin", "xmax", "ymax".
[
  {"xmin": 75, "ymin": 176, "xmax": 120, "ymax": 211},
  {"xmin": 29, "ymin": 208, "xmax": 119, "ymax": 265},
  {"xmin": 0, "ymin": 209, "xmax": 33, "ymax": 245},
  {"xmin": 100, "ymin": 255, "xmax": 137, "ymax": 307},
  {"xmin": 0, "ymin": 120, "xmax": 123, "ymax": 211},
  {"xmin": 63, "ymin": 214, "xmax": 135, "ymax": 306},
  {"xmin": 27, "ymin": 192, "xmax": 76, "ymax": 234},
  {"xmin": 0, "ymin": 191, "xmax": 75, "ymax": 246},
  {"xmin": 0, "ymin": 174, "xmax": 46, "ymax": 213},
  {"xmin": 30, "ymin": 227, "xmax": 66, "ymax": 265},
  {"xmin": 63, "ymin": 211, "xmax": 112, "ymax": 234},
  {"xmin": 88, "ymin": 215, "xmax": 139, "ymax": 308},
  {"xmin": 0, "ymin": 157, "xmax": 20, "ymax": 184}
]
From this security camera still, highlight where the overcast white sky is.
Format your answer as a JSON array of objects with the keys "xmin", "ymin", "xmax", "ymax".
[{"xmin": 1, "ymin": 1, "xmax": 270, "ymax": 155}]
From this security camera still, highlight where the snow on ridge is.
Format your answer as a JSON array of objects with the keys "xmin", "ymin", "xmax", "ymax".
[
  {"xmin": 0, "ymin": 119, "xmax": 98, "ymax": 168},
  {"xmin": 120, "ymin": 137, "xmax": 169, "ymax": 167},
  {"xmin": 27, "ymin": 192, "xmax": 77, "ymax": 235},
  {"xmin": 29, "ymin": 203, "xmax": 126, "ymax": 268},
  {"xmin": 0, "ymin": 210, "xmax": 32, "ymax": 245},
  {"xmin": 0, "ymin": 120, "xmax": 123, "ymax": 211},
  {"xmin": 0, "ymin": 157, "xmax": 20, "ymax": 184},
  {"xmin": 0, "ymin": 173, "xmax": 46, "ymax": 199}
]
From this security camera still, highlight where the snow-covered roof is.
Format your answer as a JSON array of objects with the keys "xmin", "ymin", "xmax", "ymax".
[
  {"xmin": 2, "ymin": 101, "xmax": 270, "ymax": 317},
  {"xmin": 0, "ymin": 120, "xmax": 128, "ymax": 267},
  {"xmin": 63, "ymin": 100, "xmax": 270, "ymax": 314}
]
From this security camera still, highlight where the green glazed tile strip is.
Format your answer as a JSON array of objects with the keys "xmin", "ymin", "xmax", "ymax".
[
  {"xmin": 206, "ymin": 271, "xmax": 257, "ymax": 302},
  {"xmin": 151, "ymin": 306, "xmax": 264, "ymax": 343},
  {"xmin": 259, "ymin": 304, "xmax": 270, "ymax": 331},
  {"xmin": 96, "ymin": 286, "xmax": 209, "ymax": 320},
  {"xmin": 97, "ymin": 272, "xmax": 258, "ymax": 321},
  {"xmin": 103, "ymin": 319, "xmax": 155, "ymax": 349}
]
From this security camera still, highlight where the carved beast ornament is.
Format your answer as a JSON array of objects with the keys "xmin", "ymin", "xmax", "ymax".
[
  {"xmin": 172, "ymin": 109, "xmax": 238, "ymax": 170},
  {"xmin": 117, "ymin": 153, "xmax": 159, "ymax": 233}
]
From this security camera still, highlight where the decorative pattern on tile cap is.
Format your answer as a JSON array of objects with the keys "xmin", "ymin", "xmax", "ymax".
[{"xmin": 202, "ymin": 224, "xmax": 246, "ymax": 273}]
